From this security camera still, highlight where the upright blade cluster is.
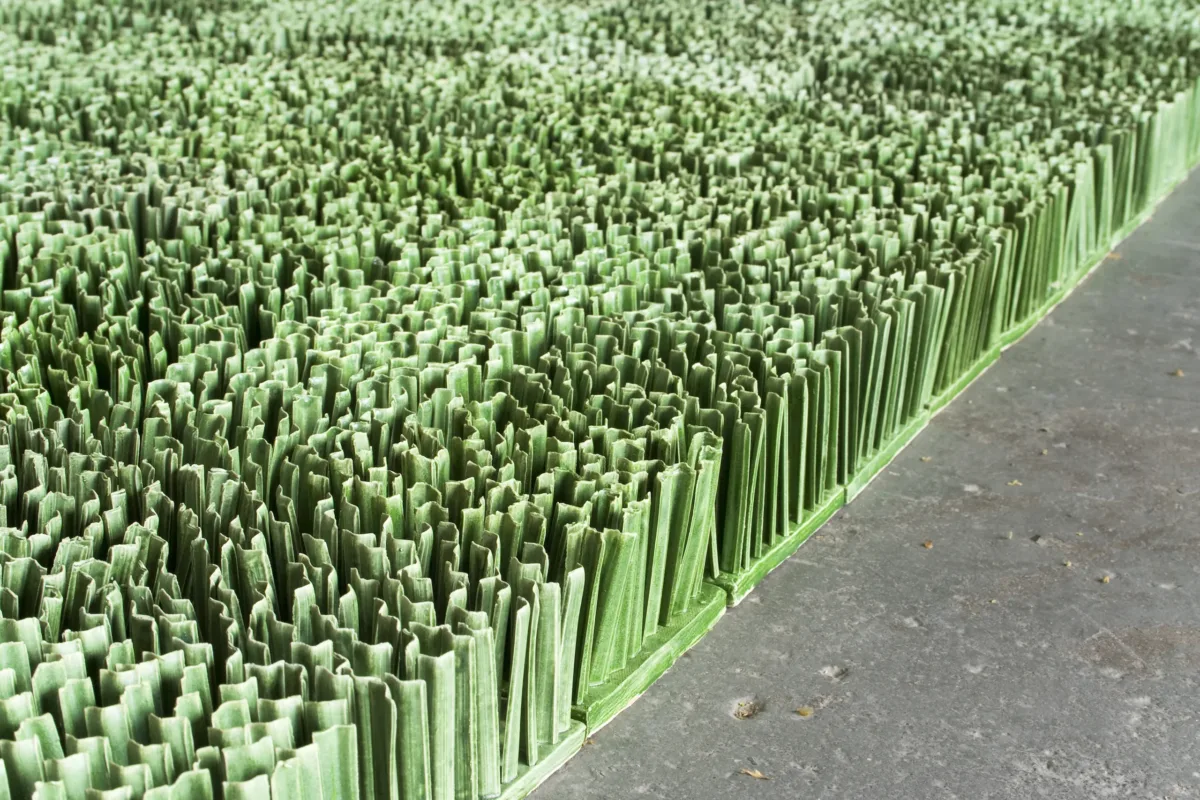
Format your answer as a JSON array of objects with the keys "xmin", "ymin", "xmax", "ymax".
[{"xmin": 0, "ymin": 1, "xmax": 1198, "ymax": 799}]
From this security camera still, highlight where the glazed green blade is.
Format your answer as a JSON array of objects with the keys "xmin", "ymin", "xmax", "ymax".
[{"xmin": 1, "ymin": 2, "xmax": 1200, "ymax": 800}]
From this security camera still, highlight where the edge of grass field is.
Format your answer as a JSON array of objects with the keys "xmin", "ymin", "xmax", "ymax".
[
  {"xmin": 498, "ymin": 721, "xmax": 587, "ymax": 800},
  {"xmin": 845, "ymin": 410, "xmax": 934, "ymax": 502},
  {"xmin": 931, "ymin": 160, "xmax": 1200, "ymax": 429},
  {"xmin": 712, "ymin": 488, "xmax": 847, "ymax": 606},
  {"xmin": 523, "ymin": 133, "xmax": 1200, "ymax": 800},
  {"xmin": 695, "ymin": 164, "xmax": 1200, "ymax": 613},
  {"xmin": 571, "ymin": 583, "xmax": 726, "ymax": 735}
]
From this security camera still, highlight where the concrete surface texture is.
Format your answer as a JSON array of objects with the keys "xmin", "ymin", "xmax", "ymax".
[{"xmin": 537, "ymin": 173, "xmax": 1200, "ymax": 799}]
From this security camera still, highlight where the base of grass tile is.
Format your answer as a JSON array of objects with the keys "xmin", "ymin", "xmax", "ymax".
[
  {"xmin": 936, "ymin": 168, "xmax": 1200, "ymax": 415},
  {"xmin": 555, "ymin": 163, "xmax": 1200, "ymax": 763},
  {"xmin": 496, "ymin": 720, "xmax": 586, "ymax": 800},
  {"xmin": 845, "ymin": 410, "xmax": 932, "ymax": 502},
  {"xmin": 999, "ymin": 167, "xmax": 1200, "ymax": 354},
  {"xmin": 928, "ymin": 347, "xmax": 1001, "ymax": 417},
  {"xmin": 711, "ymin": 489, "xmax": 846, "ymax": 607},
  {"xmin": 998, "ymin": 281, "xmax": 1072, "ymax": 351},
  {"xmin": 571, "ymin": 583, "xmax": 726, "ymax": 734}
]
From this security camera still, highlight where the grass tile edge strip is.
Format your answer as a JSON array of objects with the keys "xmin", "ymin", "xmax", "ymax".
[
  {"xmin": 496, "ymin": 722, "xmax": 587, "ymax": 800},
  {"xmin": 704, "ymin": 163, "xmax": 1200, "ymax": 613},
  {"xmin": 546, "ymin": 157, "xmax": 1200, "ymax": 797},
  {"xmin": 712, "ymin": 489, "xmax": 846, "ymax": 607},
  {"xmin": 571, "ymin": 584, "xmax": 726, "ymax": 734},
  {"xmin": 845, "ymin": 411, "xmax": 934, "ymax": 503},
  {"xmin": 998, "ymin": 166, "xmax": 1200, "ymax": 355}
]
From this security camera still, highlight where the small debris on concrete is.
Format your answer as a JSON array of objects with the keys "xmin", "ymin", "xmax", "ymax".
[
  {"xmin": 733, "ymin": 699, "xmax": 763, "ymax": 720},
  {"xmin": 923, "ymin": 540, "xmax": 934, "ymax": 549},
  {"xmin": 1100, "ymin": 575, "xmax": 1111, "ymax": 584},
  {"xmin": 740, "ymin": 768, "xmax": 770, "ymax": 780},
  {"xmin": 819, "ymin": 665, "xmax": 850, "ymax": 681},
  {"xmin": 1008, "ymin": 479, "xmax": 1023, "ymax": 486},
  {"xmin": 795, "ymin": 706, "xmax": 814, "ymax": 718},
  {"xmin": 1063, "ymin": 560, "xmax": 1072, "ymax": 568},
  {"xmin": 920, "ymin": 456, "xmax": 932, "ymax": 462},
  {"xmin": 1170, "ymin": 368, "xmax": 1185, "ymax": 377}
]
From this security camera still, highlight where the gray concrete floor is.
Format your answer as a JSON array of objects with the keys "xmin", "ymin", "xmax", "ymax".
[{"xmin": 538, "ymin": 173, "xmax": 1200, "ymax": 799}]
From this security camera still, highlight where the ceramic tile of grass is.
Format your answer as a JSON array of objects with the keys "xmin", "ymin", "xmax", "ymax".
[{"xmin": 1, "ymin": 1, "xmax": 1200, "ymax": 799}]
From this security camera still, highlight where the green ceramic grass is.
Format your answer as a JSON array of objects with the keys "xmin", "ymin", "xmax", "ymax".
[
  {"xmin": 928, "ymin": 349, "xmax": 1003, "ymax": 417},
  {"xmin": 2, "ymin": 0, "xmax": 1200, "ymax": 799},
  {"xmin": 845, "ymin": 411, "xmax": 932, "ymax": 503},
  {"xmin": 713, "ymin": 491, "xmax": 846, "ymax": 606},
  {"xmin": 495, "ymin": 722, "xmax": 585, "ymax": 800},
  {"xmin": 571, "ymin": 583, "xmax": 725, "ymax": 730}
]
